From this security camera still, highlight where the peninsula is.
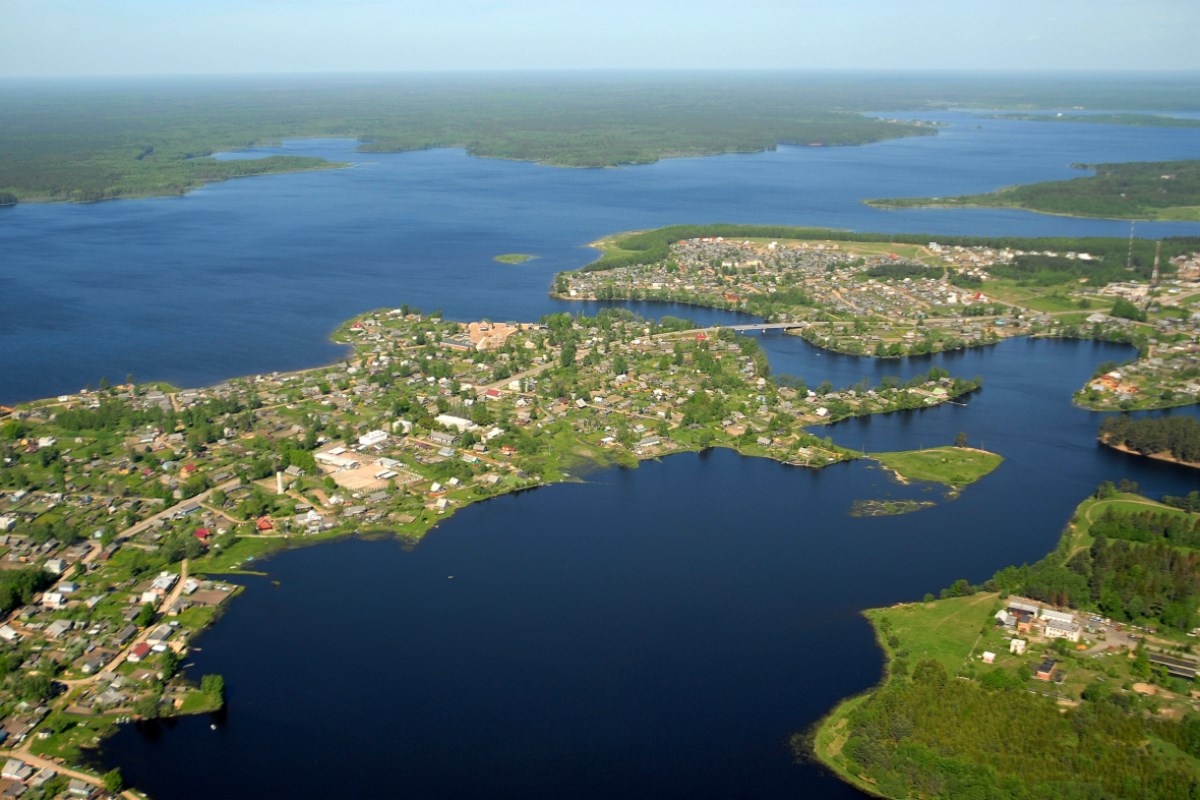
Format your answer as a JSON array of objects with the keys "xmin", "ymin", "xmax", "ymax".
[
  {"xmin": 866, "ymin": 160, "xmax": 1200, "ymax": 221},
  {"xmin": 553, "ymin": 225, "xmax": 1200, "ymax": 410},
  {"xmin": 811, "ymin": 489, "xmax": 1200, "ymax": 800},
  {"xmin": 0, "ymin": 302, "xmax": 984, "ymax": 795}
]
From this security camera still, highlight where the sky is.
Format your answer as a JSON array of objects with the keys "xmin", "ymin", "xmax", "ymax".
[{"xmin": 2, "ymin": 0, "xmax": 1198, "ymax": 78}]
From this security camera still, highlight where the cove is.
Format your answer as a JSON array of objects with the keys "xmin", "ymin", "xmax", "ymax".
[{"xmin": 90, "ymin": 335, "xmax": 1200, "ymax": 799}]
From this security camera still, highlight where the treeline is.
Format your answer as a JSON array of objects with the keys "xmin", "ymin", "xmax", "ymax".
[
  {"xmin": 989, "ymin": 503, "xmax": 1199, "ymax": 631},
  {"xmin": 0, "ymin": 568, "xmax": 54, "ymax": 618},
  {"xmin": 863, "ymin": 263, "xmax": 943, "ymax": 280},
  {"xmin": 580, "ymin": 223, "xmax": 1196, "ymax": 281},
  {"xmin": 1099, "ymin": 415, "xmax": 1200, "ymax": 463},
  {"xmin": 835, "ymin": 658, "xmax": 1199, "ymax": 800},
  {"xmin": 873, "ymin": 160, "xmax": 1200, "ymax": 221},
  {"xmin": 988, "ymin": 254, "xmax": 1148, "ymax": 286},
  {"xmin": 1089, "ymin": 505, "xmax": 1200, "ymax": 548}
]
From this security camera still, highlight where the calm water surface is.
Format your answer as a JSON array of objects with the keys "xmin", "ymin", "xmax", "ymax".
[
  {"xmin": 91, "ymin": 336, "xmax": 1200, "ymax": 800},
  {"xmin": 6, "ymin": 111, "xmax": 1199, "ymax": 798},
  {"xmin": 2, "ymin": 111, "xmax": 1200, "ymax": 403}
]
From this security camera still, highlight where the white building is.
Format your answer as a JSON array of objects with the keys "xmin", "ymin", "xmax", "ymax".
[{"xmin": 358, "ymin": 430, "xmax": 388, "ymax": 447}]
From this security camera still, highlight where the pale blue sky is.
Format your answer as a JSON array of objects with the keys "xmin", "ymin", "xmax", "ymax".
[{"xmin": 3, "ymin": 0, "xmax": 1197, "ymax": 77}]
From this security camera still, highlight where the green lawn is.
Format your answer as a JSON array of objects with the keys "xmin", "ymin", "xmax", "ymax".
[
  {"xmin": 868, "ymin": 592, "xmax": 998, "ymax": 674},
  {"xmin": 873, "ymin": 447, "xmax": 1003, "ymax": 489}
]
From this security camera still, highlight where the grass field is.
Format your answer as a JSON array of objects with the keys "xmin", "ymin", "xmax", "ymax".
[
  {"xmin": 810, "ymin": 593, "xmax": 997, "ymax": 786},
  {"xmin": 872, "ymin": 447, "xmax": 1003, "ymax": 489}
]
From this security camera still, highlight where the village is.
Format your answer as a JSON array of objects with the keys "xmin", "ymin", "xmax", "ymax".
[
  {"xmin": 554, "ymin": 236, "xmax": 1200, "ymax": 410},
  {"xmin": 0, "ymin": 302, "xmax": 990, "ymax": 797}
]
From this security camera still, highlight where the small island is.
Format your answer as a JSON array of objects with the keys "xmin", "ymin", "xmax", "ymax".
[
  {"xmin": 494, "ymin": 253, "xmax": 537, "ymax": 264},
  {"xmin": 873, "ymin": 445, "xmax": 1003, "ymax": 491}
]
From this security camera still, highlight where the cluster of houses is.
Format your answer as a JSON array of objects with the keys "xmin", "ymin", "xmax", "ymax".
[
  {"xmin": 1, "ymin": 755, "xmax": 113, "ymax": 798},
  {"xmin": 555, "ymin": 237, "xmax": 1039, "ymax": 358}
]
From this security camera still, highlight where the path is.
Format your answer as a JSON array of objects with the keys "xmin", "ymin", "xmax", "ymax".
[{"xmin": 0, "ymin": 748, "xmax": 146, "ymax": 799}]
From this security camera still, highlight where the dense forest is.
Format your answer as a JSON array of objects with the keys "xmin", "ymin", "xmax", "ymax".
[
  {"xmin": 0, "ymin": 74, "xmax": 935, "ymax": 201},
  {"xmin": 0, "ymin": 568, "xmax": 54, "ymax": 618},
  {"xmin": 990, "ymin": 493, "xmax": 1199, "ymax": 632},
  {"xmin": 4, "ymin": 72, "xmax": 1200, "ymax": 201},
  {"xmin": 580, "ymin": 223, "xmax": 1197, "ymax": 283},
  {"xmin": 871, "ymin": 160, "xmax": 1200, "ymax": 221},
  {"xmin": 1099, "ymin": 415, "xmax": 1200, "ymax": 463},
  {"xmin": 834, "ymin": 658, "xmax": 1199, "ymax": 800}
]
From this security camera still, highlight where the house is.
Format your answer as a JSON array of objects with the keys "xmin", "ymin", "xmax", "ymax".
[
  {"xmin": 146, "ymin": 624, "xmax": 174, "ymax": 646},
  {"xmin": 256, "ymin": 516, "xmax": 274, "ymax": 532},
  {"xmin": 127, "ymin": 643, "xmax": 152, "ymax": 663},
  {"xmin": 1009, "ymin": 638, "xmax": 1027, "ymax": 655},
  {"xmin": 1043, "ymin": 618, "xmax": 1082, "ymax": 643},
  {"xmin": 112, "ymin": 625, "xmax": 137, "ymax": 647},
  {"xmin": 45, "ymin": 619, "xmax": 71, "ymax": 639},
  {"xmin": 358, "ymin": 430, "xmax": 388, "ymax": 447},
  {"xmin": 1034, "ymin": 658, "xmax": 1058, "ymax": 681},
  {"xmin": 981, "ymin": 651, "xmax": 996, "ymax": 664},
  {"xmin": 67, "ymin": 778, "xmax": 94, "ymax": 798},
  {"xmin": 1, "ymin": 758, "xmax": 33, "ymax": 781},
  {"xmin": 0, "ymin": 626, "xmax": 19, "ymax": 643}
]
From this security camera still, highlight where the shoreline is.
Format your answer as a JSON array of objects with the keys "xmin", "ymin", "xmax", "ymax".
[
  {"xmin": 0, "ymin": 302, "xmax": 990, "ymax": 794},
  {"xmin": 1097, "ymin": 435, "xmax": 1200, "ymax": 470}
]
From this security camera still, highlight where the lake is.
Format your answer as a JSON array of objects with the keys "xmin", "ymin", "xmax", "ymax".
[
  {"xmin": 4, "ymin": 109, "xmax": 1199, "ymax": 798},
  {"xmin": 90, "ymin": 334, "xmax": 1199, "ymax": 800},
  {"xmin": 2, "ymin": 110, "xmax": 1200, "ymax": 404}
]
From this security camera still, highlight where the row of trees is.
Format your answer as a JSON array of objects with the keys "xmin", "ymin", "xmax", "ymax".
[{"xmin": 1100, "ymin": 414, "xmax": 1200, "ymax": 463}]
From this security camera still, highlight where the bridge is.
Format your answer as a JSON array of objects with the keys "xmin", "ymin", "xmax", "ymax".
[{"xmin": 722, "ymin": 322, "xmax": 805, "ymax": 332}]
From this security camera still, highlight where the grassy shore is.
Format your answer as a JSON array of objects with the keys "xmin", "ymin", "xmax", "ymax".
[{"xmin": 872, "ymin": 447, "xmax": 1003, "ymax": 490}]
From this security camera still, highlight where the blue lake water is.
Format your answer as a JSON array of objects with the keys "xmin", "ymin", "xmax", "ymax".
[
  {"xmin": 91, "ymin": 337, "xmax": 1200, "ymax": 800},
  {"xmin": 4, "ymin": 110, "xmax": 1200, "ymax": 798},
  {"xmin": 2, "ymin": 110, "xmax": 1200, "ymax": 404}
]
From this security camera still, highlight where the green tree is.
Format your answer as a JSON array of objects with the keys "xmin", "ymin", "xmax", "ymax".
[{"xmin": 103, "ymin": 768, "xmax": 124, "ymax": 793}]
